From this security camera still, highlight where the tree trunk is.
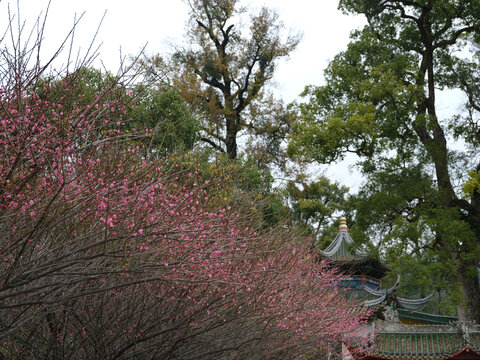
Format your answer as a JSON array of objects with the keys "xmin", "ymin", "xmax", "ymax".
[
  {"xmin": 457, "ymin": 261, "xmax": 480, "ymax": 323},
  {"xmin": 225, "ymin": 133, "xmax": 237, "ymax": 159},
  {"xmin": 225, "ymin": 115, "xmax": 238, "ymax": 159}
]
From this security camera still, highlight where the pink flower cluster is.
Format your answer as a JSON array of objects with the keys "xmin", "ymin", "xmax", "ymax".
[{"xmin": 0, "ymin": 71, "xmax": 368, "ymax": 359}]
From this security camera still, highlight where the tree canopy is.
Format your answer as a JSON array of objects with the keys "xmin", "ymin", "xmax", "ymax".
[
  {"xmin": 285, "ymin": 175, "xmax": 349, "ymax": 248},
  {"xmin": 288, "ymin": 0, "xmax": 480, "ymax": 321},
  {"xmin": 142, "ymin": 0, "xmax": 300, "ymax": 160}
]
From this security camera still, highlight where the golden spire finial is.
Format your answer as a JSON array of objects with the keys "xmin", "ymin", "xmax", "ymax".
[{"xmin": 339, "ymin": 217, "xmax": 348, "ymax": 231}]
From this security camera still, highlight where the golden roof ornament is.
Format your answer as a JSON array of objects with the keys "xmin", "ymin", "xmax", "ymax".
[{"xmin": 339, "ymin": 217, "xmax": 348, "ymax": 232}]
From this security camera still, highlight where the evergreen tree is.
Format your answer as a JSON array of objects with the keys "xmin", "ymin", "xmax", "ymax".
[{"xmin": 289, "ymin": 0, "xmax": 480, "ymax": 321}]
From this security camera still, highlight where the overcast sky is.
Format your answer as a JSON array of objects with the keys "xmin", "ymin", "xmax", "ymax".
[{"xmin": 2, "ymin": 0, "xmax": 366, "ymax": 102}]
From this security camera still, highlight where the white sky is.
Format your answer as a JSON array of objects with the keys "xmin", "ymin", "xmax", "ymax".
[{"xmin": 1, "ymin": 0, "xmax": 366, "ymax": 102}]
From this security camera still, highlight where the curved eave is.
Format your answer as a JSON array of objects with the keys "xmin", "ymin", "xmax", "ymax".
[
  {"xmin": 363, "ymin": 292, "xmax": 387, "ymax": 307},
  {"xmin": 361, "ymin": 277, "xmax": 433, "ymax": 311},
  {"xmin": 363, "ymin": 275, "xmax": 400, "ymax": 297},
  {"xmin": 318, "ymin": 228, "xmax": 389, "ymax": 279},
  {"xmin": 319, "ymin": 231, "xmax": 353, "ymax": 258},
  {"xmin": 396, "ymin": 292, "xmax": 434, "ymax": 311}
]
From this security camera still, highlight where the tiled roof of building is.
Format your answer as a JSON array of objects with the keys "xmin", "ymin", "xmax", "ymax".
[
  {"xmin": 351, "ymin": 323, "xmax": 480, "ymax": 360},
  {"xmin": 397, "ymin": 309, "xmax": 458, "ymax": 326}
]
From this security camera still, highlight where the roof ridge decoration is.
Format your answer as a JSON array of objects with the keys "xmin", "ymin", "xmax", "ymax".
[
  {"xmin": 318, "ymin": 217, "xmax": 369, "ymax": 259},
  {"xmin": 376, "ymin": 322, "xmax": 478, "ymax": 333}
]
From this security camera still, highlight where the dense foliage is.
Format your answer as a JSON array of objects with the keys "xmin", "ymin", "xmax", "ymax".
[{"xmin": 289, "ymin": 0, "xmax": 480, "ymax": 320}]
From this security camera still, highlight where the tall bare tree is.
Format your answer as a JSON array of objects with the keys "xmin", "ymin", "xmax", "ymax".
[{"xmin": 145, "ymin": 0, "xmax": 300, "ymax": 160}]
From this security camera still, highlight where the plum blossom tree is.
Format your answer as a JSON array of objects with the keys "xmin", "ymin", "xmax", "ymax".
[{"xmin": 0, "ymin": 7, "xmax": 367, "ymax": 359}]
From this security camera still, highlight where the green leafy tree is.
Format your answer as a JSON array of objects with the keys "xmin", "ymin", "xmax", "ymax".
[
  {"xmin": 143, "ymin": 0, "xmax": 300, "ymax": 160},
  {"xmin": 131, "ymin": 87, "xmax": 199, "ymax": 155},
  {"xmin": 288, "ymin": 0, "xmax": 480, "ymax": 321},
  {"xmin": 382, "ymin": 247, "xmax": 461, "ymax": 316},
  {"xmin": 56, "ymin": 68, "xmax": 200, "ymax": 156},
  {"xmin": 285, "ymin": 175, "xmax": 349, "ymax": 248},
  {"xmin": 167, "ymin": 150, "xmax": 289, "ymax": 228}
]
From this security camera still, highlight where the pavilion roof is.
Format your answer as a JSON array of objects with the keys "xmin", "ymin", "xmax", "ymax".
[
  {"xmin": 321, "ymin": 218, "xmax": 434, "ymax": 315},
  {"xmin": 318, "ymin": 218, "xmax": 390, "ymax": 279},
  {"xmin": 318, "ymin": 218, "xmax": 370, "ymax": 260}
]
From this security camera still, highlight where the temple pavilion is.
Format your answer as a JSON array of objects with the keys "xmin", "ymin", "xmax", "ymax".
[{"xmin": 320, "ymin": 218, "xmax": 480, "ymax": 360}]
